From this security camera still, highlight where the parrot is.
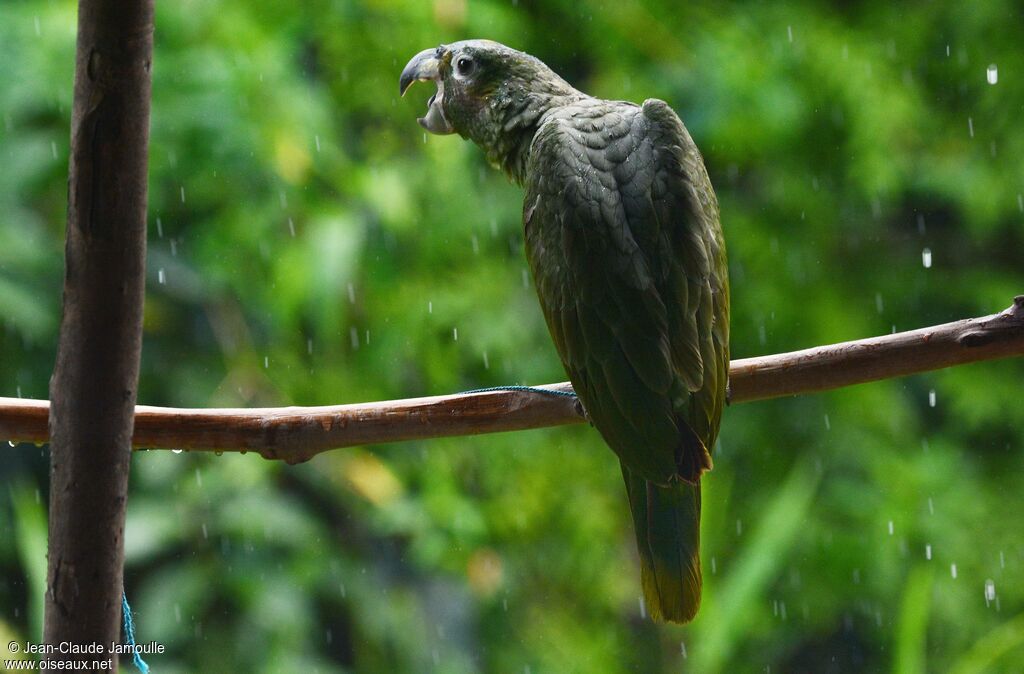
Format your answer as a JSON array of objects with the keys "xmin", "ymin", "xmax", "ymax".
[{"xmin": 400, "ymin": 40, "xmax": 729, "ymax": 623}]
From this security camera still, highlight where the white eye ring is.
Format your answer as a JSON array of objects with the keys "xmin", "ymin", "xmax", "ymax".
[{"xmin": 454, "ymin": 56, "xmax": 474, "ymax": 77}]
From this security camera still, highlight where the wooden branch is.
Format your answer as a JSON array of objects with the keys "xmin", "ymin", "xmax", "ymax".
[
  {"xmin": 43, "ymin": 0, "xmax": 154, "ymax": 662},
  {"xmin": 2, "ymin": 298, "xmax": 1022, "ymax": 464}
]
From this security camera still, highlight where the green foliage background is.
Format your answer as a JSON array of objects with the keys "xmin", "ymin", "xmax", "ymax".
[{"xmin": 2, "ymin": 1, "xmax": 1023, "ymax": 671}]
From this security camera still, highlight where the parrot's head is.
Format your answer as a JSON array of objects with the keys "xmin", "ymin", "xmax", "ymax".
[{"xmin": 399, "ymin": 40, "xmax": 579, "ymax": 180}]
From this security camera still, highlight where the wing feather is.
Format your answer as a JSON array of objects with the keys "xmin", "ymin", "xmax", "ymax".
[{"xmin": 524, "ymin": 98, "xmax": 728, "ymax": 484}]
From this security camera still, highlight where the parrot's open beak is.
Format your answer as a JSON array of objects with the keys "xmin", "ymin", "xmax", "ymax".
[{"xmin": 399, "ymin": 46, "xmax": 455, "ymax": 135}]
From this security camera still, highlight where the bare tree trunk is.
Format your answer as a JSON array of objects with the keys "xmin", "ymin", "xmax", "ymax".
[{"xmin": 44, "ymin": 0, "xmax": 154, "ymax": 668}]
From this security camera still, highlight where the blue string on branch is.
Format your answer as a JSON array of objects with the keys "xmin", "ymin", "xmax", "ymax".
[
  {"xmin": 122, "ymin": 591, "xmax": 150, "ymax": 674},
  {"xmin": 460, "ymin": 384, "xmax": 577, "ymax": 398}
]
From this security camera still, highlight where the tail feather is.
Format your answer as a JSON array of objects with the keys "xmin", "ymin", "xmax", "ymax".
[{"xmin": 621, "ymin": 463, "xmax": 702, "ymax": 623}]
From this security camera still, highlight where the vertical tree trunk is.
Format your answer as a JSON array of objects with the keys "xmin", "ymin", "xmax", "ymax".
[{"xmin": 44, "ymin": 0, "xmax": 154, "ymax": 668}]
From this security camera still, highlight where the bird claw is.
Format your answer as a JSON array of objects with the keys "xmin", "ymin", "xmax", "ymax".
[{"xmin": 574, "ymin": 397, "xmax": 592, "ymax": 423}]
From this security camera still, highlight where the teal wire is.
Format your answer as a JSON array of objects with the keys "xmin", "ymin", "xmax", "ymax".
[
  {"xmin": 122, "ymin": 591, "xmax": 151, "ymax": 673},
  {"xmin": 460, "ymin": 385, "xmax": 577, "ymax": 398}
]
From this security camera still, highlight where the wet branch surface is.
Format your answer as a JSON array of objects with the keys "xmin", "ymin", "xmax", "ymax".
[{"xmin": 3, "ymin": 297, "xmax": 1022, "ymax": 464}]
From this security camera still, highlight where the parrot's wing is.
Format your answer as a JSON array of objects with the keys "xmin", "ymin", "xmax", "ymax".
[{"xmin": 523, "ymin": 99, "xmax": 728, "ymax": 484}]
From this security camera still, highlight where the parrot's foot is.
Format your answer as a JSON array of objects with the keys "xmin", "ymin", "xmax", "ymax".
[{"xmin": 574, "ymin": 397, "xmax": 592, "ymax": 424}]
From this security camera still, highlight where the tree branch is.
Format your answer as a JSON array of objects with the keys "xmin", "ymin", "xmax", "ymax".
[
  {"xmin": 43, "ymin": 0, "xmax": 154, "ymax": 661},
  {"xmin": 2, "ymin": 298, "xmax": 1022, "ymax": 464}
]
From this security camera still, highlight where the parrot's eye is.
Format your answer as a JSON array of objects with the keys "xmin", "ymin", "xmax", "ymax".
[{"xmin": 454, "ymin": 56, "xmax": 475, "ymax": 77}]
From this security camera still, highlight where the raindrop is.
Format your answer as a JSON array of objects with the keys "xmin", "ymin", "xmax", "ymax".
[
  {"xmin": 171, "ymin": 448, "xmax": 183, "ymax": 454},
  {"xmin": 638, "ymin": 596, "xmax": 646, "ymax": 619},
  {"xmin": 875, "ymin": 293, "xmax": 884, "ymax": 314},
  {"xmin": 680, "ymin": 642, "xmax": 688, "ymax": 658},
  {"xmin": 34, "ymin": 16, "xmax": 40, "ymax": 36},
  {"xmin": 925, "ymin": 544, "xmax": 932, "ymax": 560},
  {"xmin": 928, "ymin": 497, "xmax": 935, "ymax": 515},
  {"xmin": 950, "ymin": 563, "xmax": 958, "ymax": 579},
  {"xmin": 315, "ymin": 135, "xmax": 321, "ymax": 153},
  {"xmin": 350, "ymin": 327, "xmax": 359, "ymax": 349},
  {"xmin": 7, "ymin": 440, "xmax": 14, "ymax": 447},
  {"xmin": 16, "ymin": 386, "xmax": 21, "ymax": 398},
  {"xmin": 195, "ymin": 468, "xmax": 203, "ymax": 487},
  {"xmin": 711, "ymin": 556, "xmax": 717, "ymax": 574},
  {"xmin": 985, "ymin": 579, "xmax": 996, "ymax": 604},
  {"xmin": 945, "ymin": 44, "xmax": 950, "ymax": 57},
  {"xmin": 483, "ymin": 351, "xmax": 490, "ymax": 369},
  {"xmin": 365, "ymin": 330, "xmax": 370, "ymax": 345},
  {"xmin": 156, "ymin": 217, "xmax": 163, "ymax": 238},
  {"xmin": 1017, "ymin": 194, "xmax": 1023, "ymax": 212},
  {"xmin": 824, "ymin": 414, "xmax": 831, "ymax": 430},
  {"xmin": 201, "ymin": 523, "xmax": 208, "ymax": 539},
  {"xmin": 921, "ymin": 248, "xmax": 932, "ymax": 268},
  {"xmin": 787, "ymin": 25, "xmax": 793, "ymax": 43},
  {"xmin": 180, "ymin": 186, "xmax": 186, "ymax": 203},
  {"xmin": 174, "ymin": 604, "xmax": 182, "ymax": 624},
  {"xmin": 888, "ymin": 520, "xmax": 894, "ymax": 535},
  {"xmin": 264, "ymin": 356, "xmax": 269, "ymax": 368},
  {"xmin": 928, "ymin": 389, "xmax": 936, "ymax": 407},
  {"xmin": 1000, "ymin": 551, "xmax": 1005, "ymax": 568},
  {"xmin": 157, "ymin": 268, "xmax": 166, "ymax": 285},
  {"xmin": 347, "ymin": 282, "xmax": 356, "ymax": 304},
  {"xmin": 453, "ymin": 327, "xmax": 459, "ymax": 341},
  {"xmin": 288, "ymin": 218, "xmax": 296, "ymax": 237},
  {"xmin": 51, "ymin": 141, "xmax": 58, "ymax": 159},
  {"xmin": 986, "ymin": 64, "xmax": 998, "ymax": 85},
  {"xmin": 967, "ymin": 117, "xmax": 974, "ymax": 138},
  {"xmin": 428, "ymin": 301, "xmax": 433, "ymax": 314}
]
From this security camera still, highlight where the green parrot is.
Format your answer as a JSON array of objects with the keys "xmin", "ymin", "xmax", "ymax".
[{"xmin": 400, "ymin": 40, "xmax": 729, "ymax": 623}]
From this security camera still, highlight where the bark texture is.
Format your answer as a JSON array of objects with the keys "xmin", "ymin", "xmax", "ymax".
[{"xmin": 44, "ymin": 0, "xmax": 153, "ymax": 667}]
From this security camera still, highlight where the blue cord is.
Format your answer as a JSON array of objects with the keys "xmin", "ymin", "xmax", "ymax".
[
  {"xmin": 122, "ymin": 591, "xmax": 150, "ymax": 673},
  {"xmin": 460, "ymin": 384, "xmax": 577, "ymax": 398}
]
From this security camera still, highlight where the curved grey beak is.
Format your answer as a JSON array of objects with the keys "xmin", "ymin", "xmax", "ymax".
[
  {"xmin": 399, "ymin": 47, "xmax": 455, "ymax": 135},
  {"xmin": 399, "ymin": 47, "xmax": 441, "ymax": 96}
]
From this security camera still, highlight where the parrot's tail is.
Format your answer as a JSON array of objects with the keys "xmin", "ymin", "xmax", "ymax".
[{"xmin": 621, "ymin": 463, "xmax": 702, "ymax": 623}]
